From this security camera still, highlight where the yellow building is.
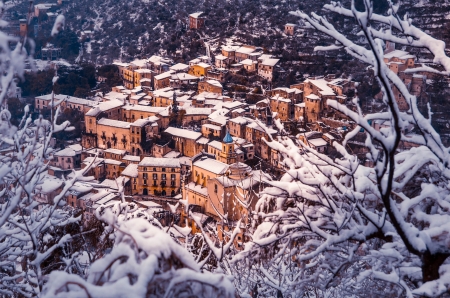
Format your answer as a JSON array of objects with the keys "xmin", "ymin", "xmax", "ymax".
[
  {"xmin": 184, "ymin": 156, "xmax": 229, "ymax": 215},
  {"xmin": 188, "ymin": 63, "xmax": 212, "ymax": 77},
  {"xmin": 84, "ymin": 117, "xmax": 159, "ymax": 156},
  {"xmin": 138, "ymin": 157, "xmax": 181, "ymax": 197}
]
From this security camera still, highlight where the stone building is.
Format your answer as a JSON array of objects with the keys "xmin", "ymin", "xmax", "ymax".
[
  {"xmin": 235, "ymin": 45, "xmax": 258, "ymax": 62},
  {"xmin": 138, "ymin": 157, "xmax": 181, "ymax": 197},
  {"xmin": 189, "ymin": 12, "xmax": 205, "ymax": 29},
  {"xmin": 198, "ymin": 79, "xmax": 223, "ymax": 94},
  {"xmin": 245, "ymin": 121, "xmax": 277, "ymax": 161},
  {"xmin": 268, "ymin": 87, "xmax": 303, "ymax": 121},
  {"xmin": 51, "ymin": 144, "xmax": 82, "ymax": 170},
  {"xmin": 154, "ymin": 71, "xmax": 172, "ymax": 90},
  {"xmin": 258, "ymin": 58, "xmax": 280, "ymax": 82},
  {"xmin": 284, "ymin": 23, "xmax": 297, "ymax": 35},
  {"xmin": 35, "ymin": 94, "xmax": 97, "ymax": 113},
  {"xmin": 164, "ymin": 127, "xmax": 205, "ymax": 157},
  {"xmin": 83, "ymin": 114, "xmax": 160, "ymax": 156}
]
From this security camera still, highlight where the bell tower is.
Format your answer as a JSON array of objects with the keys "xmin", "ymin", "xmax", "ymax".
[{"xmin": 218, "ymin": 129, "xmax": 236, "ymax": 165}]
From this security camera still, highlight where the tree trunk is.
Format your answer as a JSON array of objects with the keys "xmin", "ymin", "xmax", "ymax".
[{"xmin": 422, "ymin": 251, "xmax": 449, "ymax": 282}]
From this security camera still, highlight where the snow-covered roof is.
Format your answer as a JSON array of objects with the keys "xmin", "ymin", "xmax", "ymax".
[
  {"xmin": 295, "ymin": 102, "xmax": 306, "ymax": 107},
  {"xmin": 189, "ymin": 12, "xmax": 204, "ymax": 18},
  {"xmin": 233, "ymin": 108, "xmax": 245, "ymax": 113},
  {"xmin": 229, "ymin": 116, "xmax": 249, "ymax": 124},
  {"xmin": 122, "ymin": 105, "xmax": 166, "ymax": 114},
  {"xmin": 134, "ymin": 68, "xmax": 152, "ymax": 73},
  {"xmin": 273, "ymin": 87, "xmax": 303, "ymax": 94},
  {"xmin": 104, "ymin": 148, "xmax": 127, "ymax": 155},
  {"xmin": 247, "ymin": 121, "xmax": 277, "ymax": 134},
  {"xmin": 221, "ymin": 45, "xmax": 240, "ymax": 52},
  {"xmin": 209, "ymin": 115, "xmax": 228, "ymax": 126},
  {"xmin": 98, "ymin": 118, "xmax": 131, "ymax": 129},
  {"xmin": 258, "ymin": 54, "xmax": 273, "ymax": 61},
  {"xmin": 271, "ymin": 94, "xmax": 291, "ymax": 103},
  {"xmin": 104, "ymin": 91, "xmax": 128, "ymax": 101},
  {"xmin": 121, "ymin": 164, "xmax": 139, "ymax": 178},
  {"xmin": 196, "ymin": 62, "xmax": 211, "ymax": 68},
  {"xmin": 123, "ymin": 155, "xmax": 141, "ymax": 162},
  {"xmin": 236, "ymin": 46, "xmax": 256, "ymax": 54},
  {"xmin": 54, "ymin": 146, "xmax": 78, "ymax": 157},
  {"xmin": 305, "ymin": 78, "xmax": 336, "ymax": 96},
  {"xmin": 170, "ymin": 63, "xmax": 189, "ymax": 71},
  {"xmin": 185, "ymin": 182, "xmax": 208, "ymax": 196},
  {"xmin": 85, "ymin": 100, "xmax": 124, "ymax": 117},
  {"xmin": 183, "ymin": 108, "xmax": 212, "ymax": 115},
  {"xmin": 193, "ymin": 158, "xmax": 228, "ymax": 174},
  {"xmin": 164, "ymin": 151, "xmax": 181, "ymax": 158},
  {"xmin": 36, "ymin": 94, "xmax": 97, "ymax": 107},
  {"xmin": 240, "ymin": 59, "xmax": 255, "ymax": 66},
  {"xmin": 171, "ymin": 73, "xmax": 198, "ymax": 80},
  {"xmin": 130, "ymin": 59, "xmax": 149, "ymax": 68},
  {"xmin": 132, "ymin": 118, "xmax": 156, "ymax": 127},
  {"xmin": 323, "ymin": 133, "xmax": 335, "ymax": 140},
  {"xmin": 203, "ymin": 123, "xmax": 222, "ymax": 131},
  {"xmin": 37, "ymin": 175, "xmax": 63, "ymax": 194},
  {"xmin": 139, "ymin": 157, "xmax": 180, "ymax": 168},
  {"xmin": 261, "ymin": 58, "xmax": 280, "ymax": 66},
  {"xmin": 206, "ymin": 80, "xmax": 222, "ymax": 88},
  {"xmin": 285, "ymin": 23, "xmax": 297, "ymax": 27},
  {"xmin": 307, "ymin": 138, "xmax": 328, "ymax": 147},
  {"xmin": 384, "ymin": 50, "xmax": 411, "ymax": 59},
  {"xmin": 104, "ymin": 159, "xmax": 123, "ymax": 166},
  {"xmin": 165, "ymin": 127, "xmax": 202, "ymax": 140},
  {"xmin": 306, "ymin": 94, "xmax": 321, "ymax": 100},
  {"xmin": 154, "ymin": 71, "xmax": 173, "ymax": 80},
  {"xmin": 208, "ymin": 140, "xmax": 222, "ymax": 150},
  {"xmin": 196, "ymin": 137, "xmax": 210, "ymax": 145},
  {"xmin": 215, "ymin": 54, "xmax": 228, "ymax": 60}
]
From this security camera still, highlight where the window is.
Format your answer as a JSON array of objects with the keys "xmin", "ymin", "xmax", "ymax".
[
  {"xmin": 171, "ymin": 181, "xmax": 175, "ymax": 187},
  {"xmin": 171, "ymin": 174, "xmax": 176, "ymax": 180},
  {"xmin": 143, "ymin": 173, "xmax": 148, "ymax": 179},
  {"xmin": 161, "ymin": 174, "xmax": 166, "ymax": 180},
  {"xmin": 144, "ymin": 167, "xmax": 147, "ymax": 171},
  {"xmin": 153, "ymin": 174, "xmax": 157, "ymax": 180},
  {"xmin": 143, "ymin": 179, "xmax": 147, "ymax": 185},
  {"xmin": 153, "ymin": 167, "xmax": 156, "ymax": 171},
  {"xmin": 171, "ymin": 168, "xmax": 175, "ymax": 172},
  {"xmin": 214, "ymin": 184, "xmax": 218, "ymax": 193},
  {"xmin": 153, "ymin": 180, "xmax": 157, "ymax": 186},
  {"xmin": 162, "ymin": 168, "xmax": 166, "ymax": 172}
]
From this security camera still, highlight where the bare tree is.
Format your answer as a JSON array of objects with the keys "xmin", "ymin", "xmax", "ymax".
[{"xmin": 229, "ymin": 1, "xmax": 450, "ymax": 297}]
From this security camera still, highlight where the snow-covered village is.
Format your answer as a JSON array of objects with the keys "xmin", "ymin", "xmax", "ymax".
[{"xmin": 3, "ymin": 0, "xmax": 450, "ymax": 297}]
